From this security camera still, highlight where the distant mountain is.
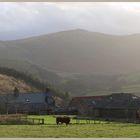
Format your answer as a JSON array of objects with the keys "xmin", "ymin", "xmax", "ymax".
[
  {"xmin": 1, "ymin": 29, "xmax": 140, "ymax": 96},
  {"xmin": 1, "ymin": 29, "xmax": 140, "ymax": 75}
]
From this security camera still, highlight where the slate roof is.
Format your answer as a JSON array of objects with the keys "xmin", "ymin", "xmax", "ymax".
[
  {"xmin": 3, "ymin": 92, "xmax": 53, "ymax": 105},
  {"xmin": 15, "ymin": 93, "xmax": 47, "ymax": 104},
  {"xmin": 70, "ymin": 93, "xmax": 140, "ymax": 109}
]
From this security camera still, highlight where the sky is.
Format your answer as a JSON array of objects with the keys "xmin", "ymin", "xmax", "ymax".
[{"xmin": 1, "ymin": 2, "xmax": 140, "ymax": 40}]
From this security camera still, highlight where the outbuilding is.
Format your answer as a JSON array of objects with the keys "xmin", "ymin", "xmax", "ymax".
[
  {"xmin": 0, "ymin": 92, "xmax": 55, "ymax": 115},
  {"xmin": 68, "ymin": 93, "xmax": 140, "ymax": 122}
]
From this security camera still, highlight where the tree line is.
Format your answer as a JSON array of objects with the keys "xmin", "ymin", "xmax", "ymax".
[{"xmin": 0, "ymin": 66, "xmax": 70, "ymax": 99}]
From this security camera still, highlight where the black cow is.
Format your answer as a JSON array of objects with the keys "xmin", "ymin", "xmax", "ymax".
[{"xmin": 56, "ymin": 116, "xmax": 71, "ymax": 125}]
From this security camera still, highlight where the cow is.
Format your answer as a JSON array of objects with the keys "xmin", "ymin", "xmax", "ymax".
[{"xmin": 56, "ymin": 116, "xmax": 71, "ymax": 125}]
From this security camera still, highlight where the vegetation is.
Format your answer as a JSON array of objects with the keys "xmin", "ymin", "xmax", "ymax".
[
  {"xmin": 0, "ymin": 66, "xmax": 68, "ymax": 99},
  {"xmin": 0, "ymin": 115, "xmax": 139, "ymax": 137},
  {"xmin": 2, "ymin": 30, "xmax": 140, "ymax": 97},
  {"xmin": 0, "ymin": 74, "xmax": 36, "ymax": 94},
  {"xmin": 1, "ymin": 59, "xmax": 140, "ymax": 97},
  {"xmin": 0, "ymin": 66, "xmax": 49, "ymax": 90},
  {"xmin": 13, "ymin": 87, "xmax": 20, "ymax": 97}
]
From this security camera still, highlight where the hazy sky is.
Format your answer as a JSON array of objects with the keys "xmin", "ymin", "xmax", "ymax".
[{"xmin": 1, "ymin": 2, "xmax": 140, "ymax": 40}]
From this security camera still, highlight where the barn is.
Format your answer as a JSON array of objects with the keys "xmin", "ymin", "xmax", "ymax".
[
  {"xmin": 0, "ymin": 92, "xmax": 55, "ymax": 115},
  {"xmin": 68, "ymin": 93, "xmax": 140, "ymax": 122}
]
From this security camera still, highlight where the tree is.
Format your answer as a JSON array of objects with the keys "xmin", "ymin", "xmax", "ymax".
[
  {"xmin": 45, "ymin": 87, "xmax": 50, "ymax": 93},
  {"xmin": 13, "ymin": 87, "xmax": 19, "ymax": 97},
  {"xmin": 64, "ymin": 92, "xmax": 70, "ymax": 100},
  {"xmin": 62, "ymin": 92, "xmax": 71, "ymax": 107},
  {"xmin": 5, "ymin": 94, "xmax": 10, "ymax": 114}
]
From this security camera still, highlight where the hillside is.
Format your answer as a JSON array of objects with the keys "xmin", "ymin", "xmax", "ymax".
[
  {"xmin": 0, "ymin": 69, "xmax": 64, "ymax": 107},
  {"xmin": 1, "ymin": 29, "xmax": 140, "ymax": 75},
  {"xmin": 0, "ymin": 67, "xmax": 68, "ymax": 104},
  {"xmin": 1, "ymin": 29, "xmax": 140, "ymax": 96},
  {"xmin": 0, "ymin": 74, "xmax": 38, "ymax": 94},
  {"xmin": 0, "ymin": 59, "xmax": 62, "ymax": 85}
]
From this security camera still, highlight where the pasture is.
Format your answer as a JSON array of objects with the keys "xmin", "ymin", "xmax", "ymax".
[{"xmin": 0, "ymin": 115, "xmax": 139, "ymax": 137}]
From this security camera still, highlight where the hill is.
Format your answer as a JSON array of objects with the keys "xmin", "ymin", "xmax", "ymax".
[
  {"xmin": 0, "ymin": 74, "xmax": 38, "ymax": 94},
  {"xmin": 1, "ymin": 29, "xmax": 140, "ymax": 75},
  {"xmin": 1, "ymin": 29, "xmax": 140, "ymax": 96},
  {"xmin": 0, "ymin": 66, "xmax": 49, "ymax": 94},
  {"xmin": 0, "ymin": 59, "xmax": 62, "ymax": 86}
]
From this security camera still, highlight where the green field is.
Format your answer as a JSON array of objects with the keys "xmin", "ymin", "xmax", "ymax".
[{"xmin": 0, "ymin": 115, "xmax": 140, "ymax": 137}]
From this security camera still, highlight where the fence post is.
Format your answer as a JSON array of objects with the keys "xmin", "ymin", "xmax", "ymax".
[{"xmin": 42, "ymin": 119, "xmax": 44, "ymax": 124}]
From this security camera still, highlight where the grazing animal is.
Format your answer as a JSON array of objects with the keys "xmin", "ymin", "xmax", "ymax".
[{"xmin": 56, "ymin": 116, "xmax": 70, "ymax": 125}]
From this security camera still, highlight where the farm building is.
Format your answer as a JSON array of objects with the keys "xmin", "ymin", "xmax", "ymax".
[
  {"xmin": 68, "ymin": 93, "xmax": 140, "ymax": 122},
  {"xmin": 0, "ymin": 92, "xmax": 55, "ymax": 115}
]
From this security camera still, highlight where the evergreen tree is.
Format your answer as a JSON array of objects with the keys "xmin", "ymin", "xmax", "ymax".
[{"xmin": 13, "ymin": 87, "xmax": 19, "ymax": 97}]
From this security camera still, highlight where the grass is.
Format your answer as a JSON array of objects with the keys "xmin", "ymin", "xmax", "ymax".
[{"xmin": 0, "ymin": 115, "xmax": 140, "ymax": 137}]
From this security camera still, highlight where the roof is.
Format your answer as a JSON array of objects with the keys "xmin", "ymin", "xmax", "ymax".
[
  {"xmin": 8, "ymin": 92, "xmax": 51, "ymax": 104},
  {"xmin": 69, "ymin": 93, "xmax": 140, "ymax": 109},
  {"xmin": 71, "ymin": 95, "xmax": 107, "ymax": 100}
]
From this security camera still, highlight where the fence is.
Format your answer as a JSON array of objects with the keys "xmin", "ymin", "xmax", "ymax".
[
  {"xmin": 0, "ymin": 114, "xmax": 44, "ymax": 125},
  {"xmin": 72, "ymin": 116, "xmax": 111, "ymax": 124}
]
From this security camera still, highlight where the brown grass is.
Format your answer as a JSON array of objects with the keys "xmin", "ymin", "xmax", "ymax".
[{"xmin": 0, "ymin": 74, "xmax": 39, "ymax": 94}]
